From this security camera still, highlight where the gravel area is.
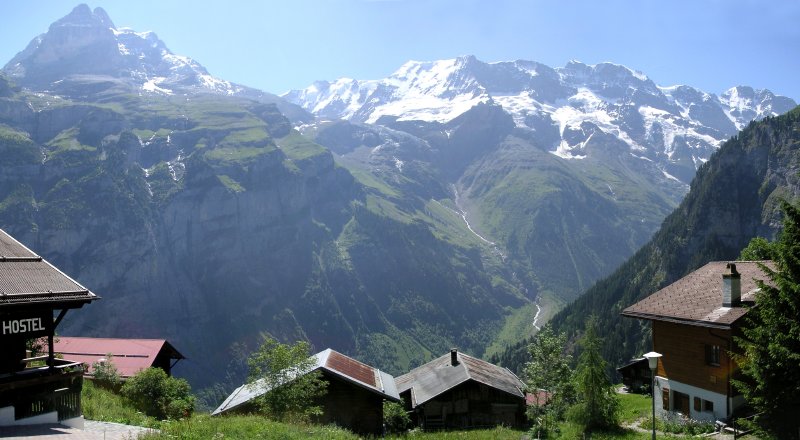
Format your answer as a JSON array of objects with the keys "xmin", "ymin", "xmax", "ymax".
[{"xmin": 0, "ymin": 420, "xmax": 157, "ymax": 439}]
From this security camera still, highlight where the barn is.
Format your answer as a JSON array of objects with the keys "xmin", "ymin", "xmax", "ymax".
[
  {"xmin": 213, "ymin": 348, "xmax": 400, "ymax": 435},
  {"xmin": 395, "ymin": 349, "xmax": 527, "ymax": 430}
]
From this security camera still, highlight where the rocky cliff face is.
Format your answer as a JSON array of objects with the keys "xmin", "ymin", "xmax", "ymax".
[
  {"xmin": 0, "ymin": 82, "xmax": 522, "ymax": 388},
  {"xmin": 286, "ymin": 56, "xmax": 796, "ymax": 306},
  {"xmin": 0, "ymin": 7, "xmax": 525, "ymax": 391}
]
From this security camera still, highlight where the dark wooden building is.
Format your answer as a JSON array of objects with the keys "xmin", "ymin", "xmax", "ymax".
[
  {"xmin": 616, "ymin": 357, "xmax": 651, "ymax": 393},
  {"xmin": 213, "ymin": 348, "xmax": 400, "ymax": 436},
  {"xmin": 0, "ymin": 229, "xmax": 99, "ymax": 427},
  {"xmin": 622, "ymin": 261, "xmax": 772, "ymax": 422},
  {"xmin": 53, "ymin": 337, "xmax": 184, "ymax": 379},
  {"xmin": 395, "ymin": 349, "xmax": 527, "ymax": 430}
]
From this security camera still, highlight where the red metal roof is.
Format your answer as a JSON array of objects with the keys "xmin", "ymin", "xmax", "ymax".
[
  {"xmin": 53, "ymin": 337, "xmax": 184, "ymax": 378},
  {"xmin": 325, "ymin": 350, "xmax": 377, "ymax": 387},
  {"xmin": 526, "ymin": 390, "xmax": 552, "ymax": 407},
  {"xmin": 213, "ymin": 348, "xmax": 400, "ymax": 415}
]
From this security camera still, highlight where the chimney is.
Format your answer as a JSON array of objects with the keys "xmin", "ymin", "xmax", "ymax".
[
  {"xmin": 723, "ymin": 262, "xmax": 741, "ymax": 307},
  {"xmin": 450, "ymin": 348, "xmax": 459, "ymax": 366}
]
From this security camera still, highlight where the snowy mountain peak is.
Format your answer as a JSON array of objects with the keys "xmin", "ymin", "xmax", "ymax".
[
  {"xmin": 2, "ymin": 4, "xmax": 240, "ymax": 96},
  {"xmin": 52, "ymin": 4, "xmax": 114, "ymax": 29},
  {"xmin": 284, "ymin": 56, "xmax": 796, "ymax": 184}
]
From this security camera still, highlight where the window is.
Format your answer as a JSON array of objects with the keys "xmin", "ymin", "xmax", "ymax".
[
  {"xmin": 694, "ymin": 397, "xmax": 701, "ymax": 412},
  {"xmin": 705, "ymin": 344, "xmax": 721, "ymax": 366},
  {"xmin": 704, "ymin": 400, "xmax": 714, "ymax": 412},
  {"xmin": 673, "ymin": 391, "xmax": 690, "ymax": 415}
]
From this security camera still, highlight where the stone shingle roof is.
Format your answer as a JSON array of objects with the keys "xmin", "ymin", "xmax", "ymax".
[
  {"xmin": 622, "ymin": 261, "xmax": 773, "ymax": 328},
  {"xmin": 395, "ymin": 350, "xmax": 525, "ymax": 408}
]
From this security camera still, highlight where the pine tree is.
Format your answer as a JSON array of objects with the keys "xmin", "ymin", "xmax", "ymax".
[
  {"xmin": 734, "ymin": 200, "xmax": 800, "ymax": 440},
  {"xmin": 568, "ymin": 316, "xmax": 620, "ymax": 432}
]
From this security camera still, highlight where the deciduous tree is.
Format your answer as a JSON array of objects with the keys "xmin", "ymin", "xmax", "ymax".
[
  {"xmin": 246, "ymin": 335, "xmax": 327, "ymax": 423},
  {"xmin": 524, "ymin": 326, "xmax": 575, "ymax": 437}
]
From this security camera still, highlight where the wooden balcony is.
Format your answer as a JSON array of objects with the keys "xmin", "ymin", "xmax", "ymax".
[{"xmin": 0, "ymin": 356, "xmax": 84, "ymax": 423}]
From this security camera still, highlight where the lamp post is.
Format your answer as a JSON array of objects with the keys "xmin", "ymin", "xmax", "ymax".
[{"xmin": 643, "ymin": 351, "xmax": 662, "ymax": 440}]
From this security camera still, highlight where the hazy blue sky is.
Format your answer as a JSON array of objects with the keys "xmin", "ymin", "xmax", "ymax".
[{"xmin": 1, "ymin": 1, "xmax": 798, "ymax": 100}]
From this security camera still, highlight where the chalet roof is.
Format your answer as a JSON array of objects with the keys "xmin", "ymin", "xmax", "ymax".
[
  {"xmin": 616, "ymin": 357, "xmax": 647, "ymax": 373},
  {"xmin": 394, "ymin": 350, "xmax": 525, "ymax": 408},
  {"xmin": 0, "ymin": 229, "xmax": 98, "ymax": 309},
  {"xmin": 622, "ymin": 261, "xmax": 774, "ymax": 328},
  {"xmin": 53, "ymin": 337, "xmax": 185, "ymax": 378},
  {"xmin": 212, "ymin": 348, "xmax": 400, "ymax": 415}
]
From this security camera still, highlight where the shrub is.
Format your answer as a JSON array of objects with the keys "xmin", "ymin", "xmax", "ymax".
[
  {"xmin": 383, "ymin": 401, "xmax": 411, "ymax": 434},
  {"xmin": 92, "ymin": 353, "xmax": 122, "ymax": 391},
  {"xmin": 121, "ymin": 367, "xmax": 195, "ymax": 420}
]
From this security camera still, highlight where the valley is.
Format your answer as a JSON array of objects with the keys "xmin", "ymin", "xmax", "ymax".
[{"xmin": 0, "ymin": 4, "xmax": 796, "ymax": 399}]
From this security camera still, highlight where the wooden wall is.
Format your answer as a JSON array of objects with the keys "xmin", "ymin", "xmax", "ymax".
[
  {"xmin": 418, "ymin": 380, "xmax": 526, "ymax": 430},
  {"xmin": 316, "ymin": 372, "xmax": 385, "ymax": 435},
  {"xmin": 653, "ymin": 321, "xmax": 732, "ymax": 395}
]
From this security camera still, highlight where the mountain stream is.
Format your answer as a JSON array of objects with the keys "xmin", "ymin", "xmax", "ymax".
[{"xmin": 447, "ymin": 185, "xmax": 543, "ymax": 331}]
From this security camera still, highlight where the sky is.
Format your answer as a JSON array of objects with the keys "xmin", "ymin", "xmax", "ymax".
[{"xmin": 0, "ymin": 0, "xmax": 798, "ymax": 100}]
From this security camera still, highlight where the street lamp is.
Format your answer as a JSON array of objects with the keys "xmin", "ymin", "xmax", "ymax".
[{"xmin": 643, "ymin": 351, "xmax": 662, "ymax": 440}]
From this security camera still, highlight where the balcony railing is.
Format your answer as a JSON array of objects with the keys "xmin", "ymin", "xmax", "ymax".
[{"xmin": 0, "ymin": 357, "xmax": 84, "ymax": 422}]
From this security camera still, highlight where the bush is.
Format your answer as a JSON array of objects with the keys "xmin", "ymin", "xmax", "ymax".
[
  {"xmin": 121, "ymin": 367, "xmax": 195, "ymax": 420},
  {"xmin": 383, "ymin": 401, "xmax": 411, "ymax": 434},
  {"xmin": 91, "ymin": 353, "xmax": 122, "ymax": 391}
]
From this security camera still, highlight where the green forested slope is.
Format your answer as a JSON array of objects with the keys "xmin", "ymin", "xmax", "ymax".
[{"xmin": 496, "ymin": 106, "xmax": 800, "ymax": 373}]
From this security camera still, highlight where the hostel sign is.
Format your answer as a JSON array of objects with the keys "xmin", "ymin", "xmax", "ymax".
[{"xmin": 0, "ymin": 312, "xmax": 51, "ymax": 339}]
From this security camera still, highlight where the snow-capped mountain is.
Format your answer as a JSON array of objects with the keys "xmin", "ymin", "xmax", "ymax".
[
  {"xmin": 284, "ymin": 56, "xmax": 796, "ymax": 184},
  {"xmin": 3, "ymin": 4, "xmax": 240, "ymax": 96}
]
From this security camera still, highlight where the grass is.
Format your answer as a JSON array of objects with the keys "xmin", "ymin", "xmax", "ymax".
[
  {"xmin": 82, "ymin": 381, "xmax": 690, "ymax": 440},
  {"xmin": 278, "ymin": 130, "xmax": 328, "ymax": 161},
  {"xmin": 46, "ymin": 127, "xmax": 96, "ymax": 154},
  {"xmin": 81, "ymin": 380, "xmax": 160, "ymax": 429},
  {"xmin": 552, "ymin": 422, "xmax": 682, "ymax": 439},
  {"xmin": 485, "ymin": 302, "xmax": 538, "ymax": 359},
  {"xmin": 140, "ymin": 415, "xmax": 361, "ymax": 440},
  {"xmin": 140, "ymin": 415, "xmax": 527, "ymax": 440},
  {"xmin": 390, "ymin": 426, "xmax": 525, "ymax": 439},
  {"xmin": 203, "ymin": 145, "xmax": 275, "ymax": 165},
  {"xmin": 217, "ymin": 174, "xmax": 245, "ymax": 193},
  {"xmin": 617, "ymin": 392, "xmax": 652, "ymax": 424}
]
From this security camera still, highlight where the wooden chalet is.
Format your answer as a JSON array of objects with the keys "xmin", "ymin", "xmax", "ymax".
[
  {"xmin": 616, "ymin": 357, "xmax": 651, "ymax": 393},
  {"xmin": 53, "ymin": 337, "xmax": 185, "ymax": 379},
  {"xmin": 395, "ymin": 349, "xmax": 527, "ymax": 430},
  {"xmin": 0, "ymin": 230, "xmax": 99, "ymax": 428},
  {"xmin": 622, "ymin": 261, "xmax": 772, "ymax": 422},
  {"xmin": 213, "ymin": 348, "xmax": 400, "ymax": 436}
]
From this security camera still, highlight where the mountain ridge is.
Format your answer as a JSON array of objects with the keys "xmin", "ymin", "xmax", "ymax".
[
  {"xmin": 494, "ymin": 106, "xmax": 800, "ymax": 375},
  {"xmin": 2, "ymin": 4, "xmax": 797, "ymax": 396},
  {"xmin": 285, "ymin": 56, "xmax": 795, "ymax": 186},
  {"xmin": 0, "ymin": 5, "xmax": 529, "ymax": 393}
]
